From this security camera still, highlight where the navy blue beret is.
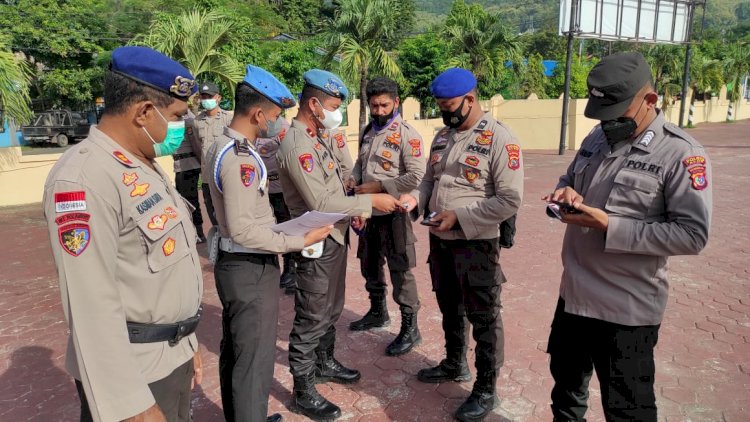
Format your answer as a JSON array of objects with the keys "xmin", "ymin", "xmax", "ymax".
[
  {"xmin": 430, "ymin": 68, "xmax": 477, "ymax": 99},
  {"xmin": 242, "ymin": 65, "xmax": 296, "ymax": 109},
  {"xmin": 110, "ymin": 46, "xmax": 197, "ymax": 98},
  {"xmin": 303, "ymin": 69, "xmax": 349, "ymax": 101}
]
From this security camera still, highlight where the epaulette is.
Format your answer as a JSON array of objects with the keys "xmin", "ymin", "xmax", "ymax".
[{"xmin": 663, "ymin": 122, "xmax": 699, "ymax": 146}]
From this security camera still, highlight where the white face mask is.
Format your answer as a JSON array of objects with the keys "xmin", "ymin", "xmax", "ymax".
[{"xmin": 315, "ymin": 99, "xmax": 343, "ymax": 130}]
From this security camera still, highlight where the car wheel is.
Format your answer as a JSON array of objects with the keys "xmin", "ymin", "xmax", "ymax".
[{"xmin": 56, "ymin": 133, "xmax": 69, "ymax": 147}]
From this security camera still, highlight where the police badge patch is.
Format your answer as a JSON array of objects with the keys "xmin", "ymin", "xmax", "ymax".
[
  {"xmin": 335, "ymin": 133, "xmax": 346, "ymax": 148},
  {"xmin": 240, "ymin": 164, "xmax": 255, "ymax": 187},
  {"xmin": 505, "ymin": 144, "xmax": 521, "ymax": 170},
  {"xmin": 162, "ymin": 237, "xmax": 176, "ymax": 256},
  {"xmin": 299, "ymin": 153, "xmax": 314, "ymax": 173},
  {"xmin": 464, "ymin": 167, "xmax": 480, "ymax": 183},
  {"xmin": 58, "ymin": 223, "xmax": 91, "ymax": 257}
]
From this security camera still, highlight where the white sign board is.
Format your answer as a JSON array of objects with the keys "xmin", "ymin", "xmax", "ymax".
[{"xmin": 559, "ymin": 0, "xmax": 691, "ymax": 44}]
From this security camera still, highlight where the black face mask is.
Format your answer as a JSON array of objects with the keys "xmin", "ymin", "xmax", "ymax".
[
  {"xmin": 371, "ymin": 109, "xmax": 394, "ymax": 127},
  {"xmin": 600, "ymin": 99, "xmax": 646, "ymax": 145},
  {"xmin": 441, "ymin": 96, "xmax": 471, "ymax": 128},
  {"xmin": 601, "ymin": 118, "xmax": 637, "ymax": 144}
]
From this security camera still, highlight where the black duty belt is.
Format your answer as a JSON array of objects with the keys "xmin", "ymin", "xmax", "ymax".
[
  {"xmin": 173, "ymin": 153, "xmax": 197, "ymax": 160},
  {"xmin": 127, "ymin": 308, "xmax": 201, "ymax": 346}
]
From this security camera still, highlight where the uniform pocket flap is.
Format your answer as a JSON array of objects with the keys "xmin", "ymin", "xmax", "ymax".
[{"xmin": 613, "ymin": 170, "xmax": 659, "ymax": 193}]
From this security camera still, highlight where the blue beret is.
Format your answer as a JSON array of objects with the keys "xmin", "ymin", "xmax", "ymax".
[
  {"xmin": 303, "ymin": 69, "xmax": 349, "ymax": 101},
  {"xmin": 430, "ymin": 68, "xmax": 477, "ymax": 99},
  {"xmin": 110, "ymin": 46, "xmax": 197, "ymax": 98},
  {"xmin": 242, "ymin": 65, "xmax": 296, "ymax": 109}
]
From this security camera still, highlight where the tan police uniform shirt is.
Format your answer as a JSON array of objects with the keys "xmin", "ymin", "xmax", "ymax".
[
  {"xmin": 277, "ymin": 119, "xmax": 372, "ymax": 245},
  {"xmin": 556, "ymin": 111, "xmax": 712, "ymax": 326},
  {"xmin": 185, "ymin": 108, "xmax": 233, "ymax": 182},
  {"xmin": 173, "ymin": 109, "xmax": 200, "ymax": 173},
  {"xmin": 42, "ymin": 127, "xmax": 203, "ymax": 422},
  {"xmin": 353, "ymin": 115, "xmax": 426, "ymax": 216},
  {"xmin": 418, "ymin": 112, "xmax": 524, "ymax": 241},
  {"xmin": 206, "ymin": 126, "xmax": 305, "ymax": 253},
  {"xmin": 256, "ymin": 119, "xmax": 291, "ymax": 194}
]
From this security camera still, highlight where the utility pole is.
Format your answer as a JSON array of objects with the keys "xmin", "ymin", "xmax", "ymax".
[{"xmin": 558, "ymin": 0, "xmax": 579, "ymax": 155}]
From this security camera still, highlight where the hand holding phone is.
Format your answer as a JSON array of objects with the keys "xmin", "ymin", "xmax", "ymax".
[{"xmin": 420, "ymin": 211, "xmax": 441, "ymax": 227}]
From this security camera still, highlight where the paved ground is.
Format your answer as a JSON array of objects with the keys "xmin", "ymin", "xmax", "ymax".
[{"xmin": 1, "ymin": 120, "xmax": 748, "ymax": 421}]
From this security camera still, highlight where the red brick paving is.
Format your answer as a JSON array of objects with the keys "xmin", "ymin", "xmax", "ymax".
[{"xmin": 1, "ymin": 119, "xmax": 748, "ymax": 421}]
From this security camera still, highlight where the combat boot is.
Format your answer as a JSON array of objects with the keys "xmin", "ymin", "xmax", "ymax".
[
  {"xmin": 385, "ymin": 311, "xmax": 421, "ymax": 356},
  {"xmin": 315, "ymin": 347, "xmax": 361, "ymax": 384},
  {"xmin": 417, "ymin": 356, "xmax": 472, "ymax": 383},
  {"xmin": 292, "ymin": 372, "xmax": 341, "ymax": 421},
  {"xmin": 349, "ymin": 295, "xmax": 389, "ymax": 330},
  {"xmin": 455, "ymin": 372, "xmax": 499, "ymax": 421}
]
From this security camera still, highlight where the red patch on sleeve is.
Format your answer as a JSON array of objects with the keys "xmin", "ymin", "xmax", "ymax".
[
  {"xmin": 240, "ymin": 164, "xmax": 255, "ymax": 187},
  {"xmin": 505, "ymin": 144, "xmax": 521, "ymax": 170},
  {"xmin": 298, "ymin": 153, "xmax": 314, "ymax": 173},
  {"xmin": 335, "ymin": 133, "xmax": 346, "ymax": 148},
  {"xmin": 54, "ymin": 191, "xmax": 87, "ymax": 213}
]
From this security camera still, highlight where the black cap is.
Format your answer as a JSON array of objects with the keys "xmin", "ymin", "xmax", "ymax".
[
  {"xmin": 585, "ymin": 52, "xmax": 652, "ymax": 120},
  {"xmin": 198, "ymin": 81, "xmax": 220, "ymax": 95}
]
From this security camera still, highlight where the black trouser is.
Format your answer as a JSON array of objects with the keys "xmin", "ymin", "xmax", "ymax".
[
  {"xmin": 77, "ymin": 358, "xmax": 194, "ymax": 422},
  {"xmin": 201, "ymin": 183, "xmax": 218, "ymax": 226},
  {"xmin": 548, "ymin": 298, "xmax": 660, "ymax": 422},
  {"xmin": 175, "ymin": 169, "xmax": 203, "ymax": 234},
  {"xmin": 214, "ymin": 251, "xmax": 280, "ymax": 422},
  {"xmin": 269, "ymin": 192, "xmax": 294, "ymax": 271},
  {"xmin": 288, "ymin": 237, "xmax": 347, "ymax": 376},
  {"xmin": 357, "ymin": 213, "xmax": 420, "ymax": 313},
  {"xmin": 428, "ymin": 234, "xmax": 505, "ymax": 382}
]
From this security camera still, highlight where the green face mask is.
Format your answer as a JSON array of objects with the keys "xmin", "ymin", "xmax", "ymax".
[
  {"xmin": 201, "ymin": 99, "xmax": 218, "ymax": 110},
  {"xmin": 143, "ymin": 107, "xmax": 185, "ymax": 157}
]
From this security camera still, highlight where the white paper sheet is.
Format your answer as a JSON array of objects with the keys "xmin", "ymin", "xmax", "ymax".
[{"xmin": 270, "ymin": 211, "xmax": 347, "ymax": 236}]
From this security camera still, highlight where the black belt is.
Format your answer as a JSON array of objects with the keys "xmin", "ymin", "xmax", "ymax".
[
  {"xmin": 173, "ymin": 153, "xmax": 196, "ymax": 160},
  {"xmin": 127, "ymin": 308, "xmax": 201, "ymax": 346}
]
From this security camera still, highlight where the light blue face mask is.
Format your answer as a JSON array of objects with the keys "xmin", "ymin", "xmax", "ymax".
[
  {"xmin": 260, "ymin": 114, "xmax": 285, "ymax": 138},
  {"xmin": 143, "ymin": 107, "xmax": 185, "ymax": 157},
  {"xmin": 201, "ymin": 99, "xmax": 218, "ymax": 110}
]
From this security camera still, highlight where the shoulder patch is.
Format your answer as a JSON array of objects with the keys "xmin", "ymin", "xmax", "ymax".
[
  {"xmin": 58, "ymin": 223, "xmax": 90, "ymax": 256},
  {"xmin": 299, "ymin": 153, "xmax": 314, "ymax": 173},
  {"xmin": 54, "ymin": 191, "xmax": 87, "ymax": 213},
  {"xmin": 240, "ymin": 164, "xmax": 256, "ymax": 187},
  {"xmin": 505, "ymin": 144, "xmax": 521, "ymax": 170}
]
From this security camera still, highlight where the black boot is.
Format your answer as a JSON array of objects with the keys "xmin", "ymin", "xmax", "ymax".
[
  {"xmin": 455, "ymin": 373, "xmax": 499, "ymax": 421},
  {"xmin": 314, "ymin": 347, "xmax": 361, "ymax": 384},
  {"xmin": 385, "ymin": 311, "xmax": 422, "ymax": 356},
  {"xmin": 349, "ymin": 295, "xmax": 389, "ymax": 331},
  {"xmin": 266, "ymin": 414, "xmax": 283, "ymax": 422},
  {"xmin": 417, "ymin": 356, "xmax": 472, "ymax": 384},
  {"xmin": 279, "ymin": 255, "xmax": 297, "ymax": 294},
  {"xmin": 292, "ymin": 372, "xmax": 341, "ymax": 421}
]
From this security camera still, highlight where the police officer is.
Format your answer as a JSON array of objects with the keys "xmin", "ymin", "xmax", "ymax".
[
  {"xmin": 543, "ymin": 52, "xmax": 712, "ymax": 422},
  {"xmin": 403, "ymin": 68, "xmax": 524, "ymax": 421},
  {"xmin": 43, "ymin": 46, "xmax": 203, "ymax": 422},
  {"xmin": 186, "ymin": 81, "xmax": 233, "ymax": 226},
  {"xmin": 256, "ymin": 118, "xmax": 299, "ymax": 294},
  {"xmin": 347, "ymin": 77, "xmax": 426, "ymax": 357},
  {"xmin": 206, "ymin": 65, "xmax": 331, "ymax": 422},
  {"xmin": 277, "ymin": 69, "xmax": 402, "ymax": 420},
  {"xmin": 173, "ymin": 107, "xmax": 206, "ymax": 242}
]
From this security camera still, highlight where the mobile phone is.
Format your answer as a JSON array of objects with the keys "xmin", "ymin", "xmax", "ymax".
[
  {"xmin": 551, "ymin": 200, "xmax": 580, "ymax": 213},
  {"xmin": 420, "ymin": 211, "xmax": 441, "ymax": 227},
  {"xmin": 546, "ymin": 203, "xmax": 564, "ymax": 220}
]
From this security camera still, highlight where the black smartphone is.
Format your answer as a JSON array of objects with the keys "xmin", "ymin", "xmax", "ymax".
[
  {"xmin": 420, "ymin": 211, "xmax": 441, "ymax": 227},
  {"xmin": 551, "ymin": 201, "xmax": 581, "ymax": 214}
]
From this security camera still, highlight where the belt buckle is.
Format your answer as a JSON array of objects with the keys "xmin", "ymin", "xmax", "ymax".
[{"xmin": 169, "ymin": 322, "xmax": 188, "ymax": 347}]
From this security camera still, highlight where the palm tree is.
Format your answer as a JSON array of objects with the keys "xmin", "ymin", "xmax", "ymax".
[
  {"xmin": 0, "ymin": 47, "xmax": 33, "ymax": 124},
  {"xmin": 443, "ymin": 0, "xmax": 520, "ymax": 86},
  {"xmin": 688, "ymin": 50, "xmax": 723, "ymax": 120},
  {"xmin": 644, "ymin": 44, "xmax": 683, "ymax": 97},
  {"xmin": 137, "ymin": 9, "xmax": 244, "ymax": 95},
  {"xmin": 322, "ymin": 0, "xmax": 403, "ymax": 130},
  {"xmin": 722, "ymin": 42, "xmax": 750, "ymax": 120}
]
